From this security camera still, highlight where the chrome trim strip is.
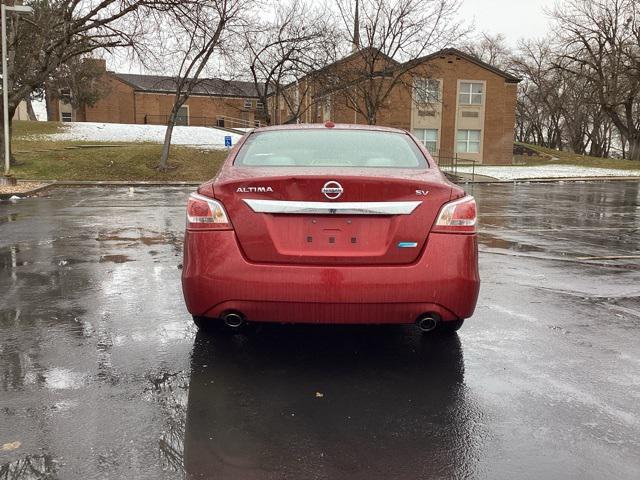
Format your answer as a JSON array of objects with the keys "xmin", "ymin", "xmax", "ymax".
[{"xmin": 243, "ymin": 199, "xmax": 422, "ymax": 215}]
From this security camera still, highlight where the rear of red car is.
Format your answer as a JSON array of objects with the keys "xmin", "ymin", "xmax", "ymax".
[{"xmin": 182, "ymin": 124, "xmax": 479, "ymax": 332}]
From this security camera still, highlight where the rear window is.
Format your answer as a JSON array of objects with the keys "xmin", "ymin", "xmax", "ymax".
[{"xmin": 234, "ymin": 129, "xmax": 428, "ymax": 168}]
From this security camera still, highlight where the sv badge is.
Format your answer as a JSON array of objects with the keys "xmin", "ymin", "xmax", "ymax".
[{"xmin": 415, "ymin": 189, "xmax": 429, "ymax": 196}]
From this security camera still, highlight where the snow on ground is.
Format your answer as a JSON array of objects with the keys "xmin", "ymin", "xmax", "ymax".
[
  {"xmin": 457, "ymin": 164, "xmax": 640, "ymax": 180},
  {"xmin": 41, "ymin": 122, "xmax": 242, "ymax": 150}
]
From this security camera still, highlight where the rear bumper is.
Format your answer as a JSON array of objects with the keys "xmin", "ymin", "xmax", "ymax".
[{"xmin": 181, "ymin": 231, "xmax": 479, "ymax": 324}]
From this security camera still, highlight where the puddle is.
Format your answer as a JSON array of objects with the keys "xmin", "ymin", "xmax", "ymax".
[
  {"xmin": 44, "ymin": 367, "xmax": 85, "ymax": 390},
  {"xmin": 144, "ymin": 370, "xmax": 189, "ymax": 474},
  {"xmin": 0, "ymin": 213, "xmax": 19, "ymax": 225},
  {"xmin": 0, "ymin": 309, "xmax": 21, "ymax": 325},
  {"xmin": 98, "ymin": 234, "xmax": 166, "ymax": 246},
  {"xmin": 0, "ymin": 454, "xmax": 58, "ymax": 479},
  {"xmin": 56, "ymin": 258, "xmax": 90, "ymax": 266},
  {"xmin": 0, "ymin": 245, "xmax": 27, "ymax": 270},
  {"xmin": 96, "ymin": 228, "xmax": 178, "ymax": 247},
  {"xmin": 51, "ymin": 400, "xmax": 78, "ymax": 412},
  {"xmin": 99, "ymin": 254, "xmax": 133, "ymax": 263},
  {"xmin": 478, "ymin": 234, "xmax": 547, "ymax": 253}
]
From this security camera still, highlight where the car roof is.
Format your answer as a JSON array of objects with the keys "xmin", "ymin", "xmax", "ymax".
[{"xmin": 250, "ymin": 123, "xmax": 409, "ymax": 134}]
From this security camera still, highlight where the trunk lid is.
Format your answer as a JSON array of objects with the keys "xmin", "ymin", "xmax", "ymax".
[{"xmin": 208, "ymin": 167, "xmax": 452, "ymax": 265}]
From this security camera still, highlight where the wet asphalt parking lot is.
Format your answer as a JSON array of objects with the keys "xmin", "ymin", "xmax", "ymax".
[{"xmin": 1, "ymin": 182, "xmax": 639, "ymax": 479}]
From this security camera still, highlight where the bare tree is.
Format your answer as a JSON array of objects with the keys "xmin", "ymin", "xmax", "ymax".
[
  {"xmin": 553, "ymin": 0, "xmax": 640, "ymax": 160},
  {"xmin": 512, "ymin": 39, "xmax": 564, "ymax": 149},
  {"xmin": 3, "ymin": 0, "xmax": 153, "ymax": 172},
  {"xmin": 243, "ymin": 0, "xmax": 336, "ymax": 125},
  {"xmin": 514, "ymin": 34, "xmax": 620, "ymax": 158},
  {"xmin": 153, "ymin": 0, "xmax": 249, "ymax": 171},
  {"xmin": 44, "ymin": 56, "xmax": 108, "ymax": 119},
  {"xmin": 462, "ymin": 33, "xmax": 515, "ymax": 72},
  {"xmin": 329, "ymin": 0, "xmax": 467, "ymax": 125}
]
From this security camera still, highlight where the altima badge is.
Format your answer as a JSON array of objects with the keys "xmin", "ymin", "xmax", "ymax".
[
  {"xmin": 322, "ymin": 181, "xmax": 343, "ymax": 200},
  {"xmin": 236, "ymin": 186, "xmax": 273, "ymax": 193}
]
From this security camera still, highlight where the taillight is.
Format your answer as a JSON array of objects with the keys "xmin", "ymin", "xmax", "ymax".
[
  {"xmin": 186, "ymin": 193, "xmax": 231, "ymax": 230},
  {"xmin": 432, "ymin": 196, "xmax": 477, "ymax": 233}
]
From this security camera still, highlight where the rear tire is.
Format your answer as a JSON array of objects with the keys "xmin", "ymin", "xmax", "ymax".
[{"xmin": 436, "ymin": 319, "xmax": 464, "ymax": 334}]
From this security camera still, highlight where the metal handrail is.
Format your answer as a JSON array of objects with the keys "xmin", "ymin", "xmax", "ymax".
[
  {"xmin": 431, "ymin": 152, "xmax": 478, "ymax": 183},
  {"xmin": 139, "ymin": 114, "xmax": 261, "ymax": 129}
]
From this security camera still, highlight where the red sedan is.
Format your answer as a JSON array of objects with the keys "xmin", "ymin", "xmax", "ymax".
[{"xmin": 182, "ymin": 123, "xmax": 479, "ymax": 334}]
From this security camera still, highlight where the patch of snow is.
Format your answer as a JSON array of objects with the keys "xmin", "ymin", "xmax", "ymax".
[
  {"xmin": 457, "ymin": 164, "xmax": 640, "ymax": 180},
  {"xmin": 39, "ymin": 122, "xmax": 241, "ymax": 150}
]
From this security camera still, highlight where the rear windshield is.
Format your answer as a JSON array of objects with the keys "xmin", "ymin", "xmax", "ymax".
[{"xmin": 234, "ymin": 129, "xmax": 428, "ymax": 168}]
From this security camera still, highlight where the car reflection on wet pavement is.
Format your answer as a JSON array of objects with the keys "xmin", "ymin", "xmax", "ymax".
[
  {"xmin": 1, "ymin": 183, "xmax": 639, "ymax": 479},
  {"xmin": 184, "ymin": 328, "xmax": 469, "ymax": 480}
]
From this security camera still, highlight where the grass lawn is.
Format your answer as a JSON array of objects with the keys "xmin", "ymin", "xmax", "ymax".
[
  {"xmin": 8, "ymin": 122, "xmax": 640, "ymax": 181},
  {"xmin": 515, "ymin": 142, "xmax": 640, "ymax": 170},
  {"xmin": 9, "ymin": 120, "xmax": 227, "ymax": 181}
]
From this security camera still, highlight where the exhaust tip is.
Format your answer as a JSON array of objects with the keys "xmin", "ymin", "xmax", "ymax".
[
  {"xmin": 416, "ymin": 314, "xmax": 439, "ymax": 333},
  {"xmin": 222, "ymin": 311, "xmax": 245, "ymax": 329}
]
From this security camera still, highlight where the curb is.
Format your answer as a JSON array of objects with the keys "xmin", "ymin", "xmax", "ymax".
[
  {"xmin": 0, "ymin": 180, "xmax": 201, "ymax": 200},
  {"xmin": 47, "ymin": 180, "xmax": 201, "ymax": 186},
  {"xmin": 3, "ymin": 176, "xmax": 639, "ymax": 200},
  {"xmin": 0, "ymin": 183, "xmax": 57, "ymax": 200}
]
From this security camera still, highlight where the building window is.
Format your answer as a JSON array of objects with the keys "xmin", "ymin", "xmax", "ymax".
[
  {"xmin": 256, "ymin": 100, "xmax": 264, "ymax": 110},
  {"xmin": 59, "ymin": 88, "xmax": 72, "ymax": 102},
  {"xmin": 459, "ymin": 82, "xmax": 483, "ymax": 105},
  {"xmin": 414, "ymin": 78, "xmax": 440, "ymax": 104},
  {"xmin": 244, "ymin": 99, "xmax": 253, "ymax": 109},
  {"xmin": 61, "ymin": 112, "xmax": 72, "ymax": 122},
  {"xmin": 413, "ymin": 128, "xmax": 438, "ymax": 152},
  {"xmin": 456, "ymin": 129, "xmax": 481, "ymax": 153}
]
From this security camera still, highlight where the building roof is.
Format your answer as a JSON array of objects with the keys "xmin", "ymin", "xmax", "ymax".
[
  {"xmin": 272, "ymin": 46, "xmax": 520, "ymax": 99},
  {"xmin": 315, "ymin": 46, "xmax": 400, "ymax": 74},
  {"xmin": 272, "ymin": 47, "xmax": 399, "ymax": 96},
  {"xmin": 410, "ymin": 48, "xmax": 521, "ymax": 83},
  {"xmin": 111, "ymin": 73, "xmax": 261, "ymax": 98}
]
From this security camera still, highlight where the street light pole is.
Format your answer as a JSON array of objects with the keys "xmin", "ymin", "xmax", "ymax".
[
  {"xmin": 2, "ymin": 3, "xmax": 10, "ymax": 178},
  {"xmin": 1, "ymin": 2, "xmax": 33, "ymax": 181}
]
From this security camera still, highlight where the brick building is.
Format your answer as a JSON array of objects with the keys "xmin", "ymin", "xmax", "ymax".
[
  {"xmin": 47, "ymin": 59, "xmax": 263, "ymax": 129},
  {"xmin": 270, "ymin": 48, "xmax": 520, "ymax": 165}
]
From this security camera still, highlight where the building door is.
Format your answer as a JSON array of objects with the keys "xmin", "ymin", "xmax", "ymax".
[
  {"xmin": 322, "ymin": 96, "xmax": 331, "ymax": 122},
  {"xmin": 176, "ymin": 106, "xmax": 189, "ymax": 126}
]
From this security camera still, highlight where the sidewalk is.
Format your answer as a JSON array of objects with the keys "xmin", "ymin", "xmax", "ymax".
[
  {"xmin": 455, "ymin": 164, "xmax": 640, "ymax": 183},
  {"xmin": 452, "ymin": 171, "xmax": 640, "ymax": 184}
]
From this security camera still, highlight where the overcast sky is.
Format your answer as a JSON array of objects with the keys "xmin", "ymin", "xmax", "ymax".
[
  {"xmin": 111, "ymin": 0, "xmax": 558, "ymax": 74},
  {"xmin": 35, "ymin": 0, "xmax": 560, "ymax": 119},
  {"xmin": 463, "ymin": 0, "xmax": 556, "ymax": 45}
]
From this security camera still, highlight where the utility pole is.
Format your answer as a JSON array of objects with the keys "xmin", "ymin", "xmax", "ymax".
[{"xmin": 1, "ymin": 1, "xmax": 33, "ymax": 184}]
